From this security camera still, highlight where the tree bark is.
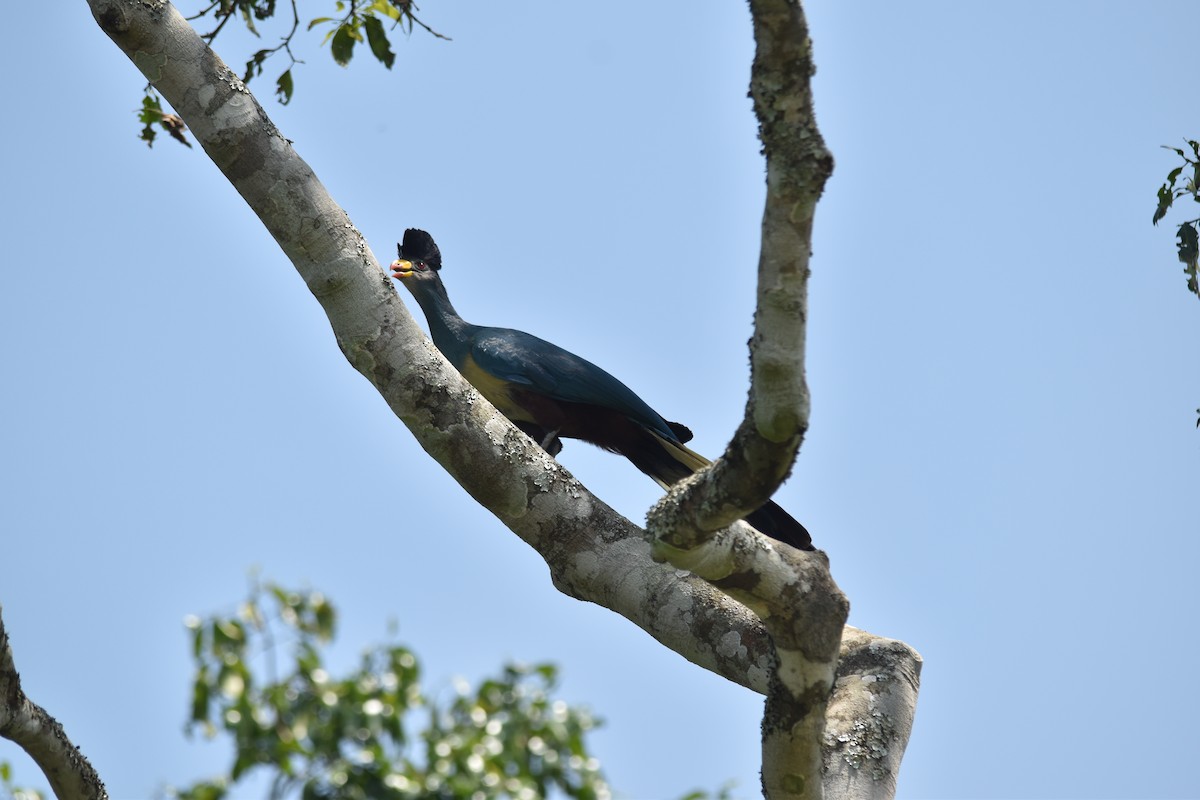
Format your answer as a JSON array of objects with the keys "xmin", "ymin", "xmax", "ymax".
[
  {"xmin": 77, "ymin": 1, "xmax": 924, "ymax": 798},
  {"xmin": 0, "ymin": 605, "xmax": 109, "ymax": 800},
  {"xmin": 824, "ymin": 628, "xmax": 922, "ymax": 800}
]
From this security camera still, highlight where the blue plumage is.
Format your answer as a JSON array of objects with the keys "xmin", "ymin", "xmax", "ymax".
[{"xmin": 390, "ymin": 228, "xmax": 812, "ymax": 550}]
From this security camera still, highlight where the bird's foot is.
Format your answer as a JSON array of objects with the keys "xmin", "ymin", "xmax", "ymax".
[{"xmin": 541, "ymin": 430, "xmax": 563, "ymax": 457}]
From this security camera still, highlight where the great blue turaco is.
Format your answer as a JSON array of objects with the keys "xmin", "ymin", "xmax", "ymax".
[{"xmin": 390, "ymin": 228, "xmax": 813, "ymax": 551}]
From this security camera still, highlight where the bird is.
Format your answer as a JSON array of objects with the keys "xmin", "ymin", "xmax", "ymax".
[{"xmin": 390, "ymin": 228, "xmax": 813, "ymax": 551}]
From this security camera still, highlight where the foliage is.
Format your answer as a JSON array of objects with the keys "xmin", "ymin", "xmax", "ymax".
[
  {"xmin": 167, "ymin": 580, "xmax": 612, "ymax": 800},
  {"xmin": 5, "ymin": 581, "xmax": 734, "ymax": 799},
  {"xmin": 0, "ymin": 761, "xmax": 44, "ymax": 800},
  {"xmin": 139, "ymin": 0, "xmax": 447, "ymax": 146},
  {"xmin": 676, "ymin": 784, "xmax": 738, "ymax": 800},
  {"xmin": 138, "ymin": 93, "xmax": 193, "ymax": 148},
  {"xmin": 1151, "ymin": 140, "xmax": 1200, "ymax": 427},
  {"xmin": 1151, "ymin": 139, "xmax": 1200, "ymax": 302}
]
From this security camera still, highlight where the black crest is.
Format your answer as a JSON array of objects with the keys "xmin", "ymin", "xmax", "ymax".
[{"xmin": 397, "ymin": 228, "xmax": 442, "ymax": 270}]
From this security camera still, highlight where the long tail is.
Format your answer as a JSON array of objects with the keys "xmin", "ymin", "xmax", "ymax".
[{"xmin": 622, "ymin": 429, "xmax": 814, "ymax": 551}]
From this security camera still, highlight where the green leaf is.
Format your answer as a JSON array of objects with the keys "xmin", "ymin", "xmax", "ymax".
[
  {"xmin": 267, "ymin": 583, "xmax": 289, "ymax": 607},
  {"xmin": 1179, "ymin": 222, "xmax": 1200, "ymax": 300},
  {"xmin": 331, "ymin": 23, "xmax": 357, "ymax": 66},
  {"xmin": 137, "ymin": 94, "xmax": 163, "ymax": 124},
  {"xmin": 244, "ymin": 49, "xmax": 269, "ymax": 82},
  {"xmin": 238, "ymin": 4, "xmax": 260, "ymax": 37},
  {"xmin": 231, "ymin": 750, "xmax": 253, "ymax": 780},
  {"xmin": 191, "ymin": 668, "xmax": 211, "ymax": 724},
  {"xmin": 313, "ymin": 595, "xmax": 335, "ymax": 640},
  {"xmin": 307, "ymin": 16, "xmax": 333, "ymax": 31},
  {"xmin": 215, "ymin": 618, "xmax": 245, "ymax": 645},
  {"xmin": 1153, "ymin": 183, "xmax": 1174, "ymax": 225},
  {"xmin": 178, "ymin": 780, "xmax": 228, "ymax": 800},
  {"xmin": 1176, "ymin": 222, "xmax": 1198, "ymax": 266},
  {"xmin": 276, "ymin": 69, "xmax": 294, "ymax": 105},
  {"xmin": 137, "ymin": 94, "xmax": 163, "ymax": 147},
  {"xmin": 363, "ymin": 15, "xmax": 396, "ymax": 69},
  {"xmin": 371, "ymin": 0, "xmax": 402, "ymax": 21},
  {"xmin": 250, "ymin": 0, "xmax": 277, "ymax": 21}
]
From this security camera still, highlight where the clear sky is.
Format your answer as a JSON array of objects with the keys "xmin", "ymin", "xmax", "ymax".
[{"xmin": 2, "ymin": 3, "xmax": 1197, "ymax": 798}]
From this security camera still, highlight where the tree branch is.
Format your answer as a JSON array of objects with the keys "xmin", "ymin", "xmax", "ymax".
[
  {"xmin": 824, "ymin": 628, "xmax": 923, "ymax": 800},
  {"xmin": 648, "ymin": 0, "xmax": 832, "ymax": 548},
  {"xmin": 745, "ymin": 3, "xmax": 844, "ymax": 796},
  {"xmin": 641, "ymin": 2, "xmax": 896, "ymax": 798},
  {"xmin": 0, "ymin": 605, "xmax": 109, "ymax": 800},
  {"xmin": 85, "ymin": 0, "xmax": 782, "ymax": 693},
  {"xmin": 647, "ymin": 524, "xmax": 848, "ymax": 799},
  {"xmin": 86, "ymin": 3, "xmax": 920, "ymax": 798}
]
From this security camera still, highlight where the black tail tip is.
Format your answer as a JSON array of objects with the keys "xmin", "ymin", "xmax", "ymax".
[{"xmin": 745, "ymin": 502, "xmax": 814, "ymax": 551}]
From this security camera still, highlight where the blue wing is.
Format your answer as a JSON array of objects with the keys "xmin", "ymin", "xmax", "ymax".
[{"xmin": 468, "ymin": 326, "xmax": 681, "ymax": 443}]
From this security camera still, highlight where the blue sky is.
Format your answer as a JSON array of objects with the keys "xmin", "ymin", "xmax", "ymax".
[{"xmin": 2, "ymin": 2, "xmax": 1197, "ymax": 798}]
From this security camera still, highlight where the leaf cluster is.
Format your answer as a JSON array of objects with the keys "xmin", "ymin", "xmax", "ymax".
[
  {"xmin": 168, "ymin": 580, "xmax": 611, "ymax": 800},
  {"xmin": 309, "ymin": 0, "xmax": 447, "ymax": 73},
  {"xmin": 139, "ymin": 0, "xmax": 446, "ymax": 146},
  {"xmin": 1151, "ymin": 140, "xmax": 1200, "ymax": 427},
  {"xmin": 202, "ymin": 0, "xmax": 445, "ymax": 101},
  {"xmin": 137, "ymin": 94, "xmax": 193, "ymax": 148},
  {"xmin": 1152, "ymin": 139, "xmax": 1200, "ymax": 301},
  {"xmin": 0, "ymin": 761, "xmax": 44, "ymax": 800}
]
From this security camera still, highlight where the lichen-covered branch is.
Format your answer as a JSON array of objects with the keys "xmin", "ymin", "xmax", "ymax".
[
  {"xmin": 647, "ymin": 520, "xmax": 848, "ymax": 800},
  {"xmin": 656, "ymin": 0, "xmax": 833, "ymax": 542},
  {"xmin": 824, "ymin": 629, "xmax": 923, "ymax": 800},
  {"xmin": 644, "ymin": 0, "xmax": 831, "ymax": 549},
  {"xmin": 746, "ymin": 2, "xmax": 844, "ymax": 797},
  {"xmin": 646, "ymin": 2, "xmax": 921, "ymax": 799},
  {"xmin": 0, "ymin": 605, "xmax": 109, "ymax": 800}
]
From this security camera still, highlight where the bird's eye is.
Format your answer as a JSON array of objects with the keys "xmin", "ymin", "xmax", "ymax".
[{"xmin": 415, "ymin": 261, "xmax": 427, "ymax": 271}]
